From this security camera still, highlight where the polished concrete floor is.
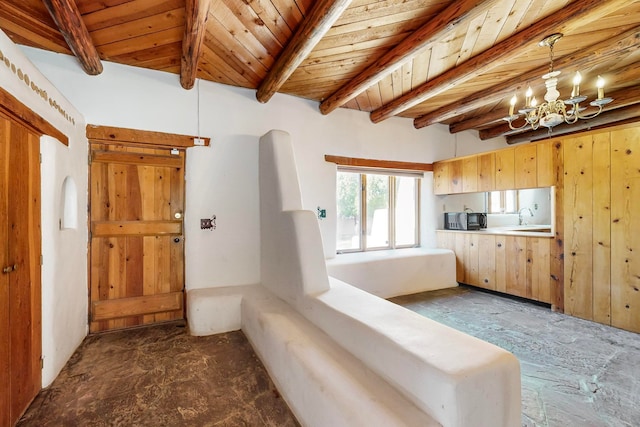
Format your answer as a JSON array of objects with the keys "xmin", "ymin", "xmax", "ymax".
[
  {"xmin": 18, "ymin": 323, "xmax": 299, "ymax": 426},
  {"xmin": 19, "ymin": 286, "xmax": 640, "ymax": 427},
  {"xmin": 390, "ymin": 286, "xmax": 640, "ymax": 427}
]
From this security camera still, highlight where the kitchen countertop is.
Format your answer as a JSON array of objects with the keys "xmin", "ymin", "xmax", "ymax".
[{"xmin": 437, "ymin": 225, "xmax": 554, "ymax": 238}]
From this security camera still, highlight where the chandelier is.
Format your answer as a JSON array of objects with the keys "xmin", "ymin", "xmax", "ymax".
[{"xmin": 504, "ymin": 33, "xmax": 613, "ymax": 131}]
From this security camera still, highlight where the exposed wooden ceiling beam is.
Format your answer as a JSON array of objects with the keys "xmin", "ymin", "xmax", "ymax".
[
  {"xmin": 502, "ymin": 103, "xmax": 640, "ymax": 145},
  {"xmin": 369, "ymin": 0, "xmax": 631, "ymax": 124},
  {"xmin": 475, "ymin": 80, "xmax": 640, "ymax": 140},
  {"xmin": 319, "ymin": 0, "xmax": 492, "ymax": 115},
  {"xmin": 255, "ymin": 0, "xmax": 352, "ymax": 104},
  {"xmin": 180, "ymin": 0, "xmax": 213, "ymax": 90},
  {"xmin": 42, "ymin": 0, "xmax": 103, "ymax": 75},
  {"xmin": 413, "ymin": 26, "xmax": 640, "ymax": 129}
]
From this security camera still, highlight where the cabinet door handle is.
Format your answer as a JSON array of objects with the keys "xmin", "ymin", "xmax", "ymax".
[{"xmin": 2, "ymin": 265, "xmax": 15, "ymax": 273}]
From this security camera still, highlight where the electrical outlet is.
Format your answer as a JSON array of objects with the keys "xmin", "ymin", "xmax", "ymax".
[
  {"xmin": 201, "ymin": 218, "xmax": 213, "ymax": 229},
  {"xmin": 317, "ymin": 207, "xmax": 326, "ymax": 219}
]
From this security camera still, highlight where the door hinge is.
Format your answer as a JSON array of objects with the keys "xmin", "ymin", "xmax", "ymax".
[
  {"xmin": 40, "ymin": 356, "xmax": 44, "ymax": 370},
  {"xmin": 39, "ymin": 153, "xmax": 42, "ymax": 164},
  {"xmin": 40, "ymin": 254, "xmax": 43, "ymax": 266}
]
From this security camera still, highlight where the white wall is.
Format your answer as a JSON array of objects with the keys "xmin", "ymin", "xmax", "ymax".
[
  {"xmin": 22, "ymin": 47, "xmax": 507, "ymax": 293},
  {"xmin": 0, "ymin": 32, "xmax": 88, "ymax": 386}
]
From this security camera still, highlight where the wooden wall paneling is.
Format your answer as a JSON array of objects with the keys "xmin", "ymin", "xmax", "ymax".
[
  {"xmin": 477, "ymin": 234, "xmax": 496, "ymax": 290},
  {"xmin": 495, "ymin": 235, "xmax": 507, "ymax": 294},
  {"xmin": 462, "ymin": 156, "xmax": 478, "ymax": 193},
  {"xmin": 433, "ymin": 161, "xmax": 450, "ymax": 195},
  {"xmin": 514, "ymin": 143, "xmax": 537, "ymax": 189},
  {"xmin": 536, "ymin": 140, "xmax": 554, "ymax": 187},
  {"xmin": 610, "ymin": 127, "xmax": 640, "ymax": 333},
  {"xmin": 495, "ymin": 148, "xmax": 515, "ymax": 190},
  {"xmin": 592, "ymin": 132, "xmax": 612, "ymax": 325},
  {"xmin": 449, "ymin": 159, "xmax": 463, "ymax": 193},
  {"xmin": 563, "ymin": 135, "xmax": 594, "ymax": 320},
  {"xmin": 505, "ymin": 235, "xmax": 527, "ymax": 298},
  {"xmin": 478, "ymin": 152, "xmax": 495, "ymax": 191},
  {"xmin": 550, "ymin": 140, "xmax": 564, "ymax": 312},
  {"xmin": 454, "ymin": 232, "xmax": 466, "ymax": 282}
]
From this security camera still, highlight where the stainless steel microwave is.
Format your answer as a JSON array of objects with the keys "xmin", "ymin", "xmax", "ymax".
[{"xmin": 444, "ymin": 212, "xmax": 488, "ymax": 230}]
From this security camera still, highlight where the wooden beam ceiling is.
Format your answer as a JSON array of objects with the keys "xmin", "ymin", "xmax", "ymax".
[
  {"xmin": 255, "ymin": 0, "xmax": 353, "ymax": 104},
  {"xmin": 318, "ymin": 0, "xmax": 494, "ymax": 115},
  {"xmin": 369, "ymin": 0, "xmax": 633, "ymax": 124},
  {"xmin": 180, "ymin": 0, "xmax": 213, "ymax": 90},
  {"xmin": 42, "ymin": 0, "xmax": 103, "ymax": 75},
  {"xmin": 413, "ymin": 26, "xmax": 640, "ymax": 129}
]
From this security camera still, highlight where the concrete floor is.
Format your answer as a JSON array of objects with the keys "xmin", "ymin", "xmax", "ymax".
[
  {"xmin": 19, "ymin": 285, "xmax": 640, "ymax": 426},
  {"xmin": 390, "ymin": 286, "xmax": 640, "ymax": 427}
]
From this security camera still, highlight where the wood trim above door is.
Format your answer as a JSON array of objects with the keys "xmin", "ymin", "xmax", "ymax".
[
  {"xmin": 0, "ymin": 86, "xmax": 68, "ymax": 145},
  {"xmin": 87, "ymin": 124, "xmax": 210, "ymax": 149}
]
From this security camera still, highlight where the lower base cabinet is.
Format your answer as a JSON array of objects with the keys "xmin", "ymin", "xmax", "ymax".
[{"xmin": 437, "ymin": 231, "xmax": 553, "ymax": 304}]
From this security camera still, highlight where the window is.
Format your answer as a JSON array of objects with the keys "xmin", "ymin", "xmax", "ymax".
[
  {"xmin": 488, "ymin": 190, "xmax": 518, "ymax": 213},
  {"xmin": 336, "ymin": 170, "xmax": 420, "ymax": 252}
]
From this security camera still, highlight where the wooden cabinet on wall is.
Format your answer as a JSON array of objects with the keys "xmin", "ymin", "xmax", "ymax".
[
  {"xmin": 433, "ymin": 139, "xmax": 555, "ymax": 194},
  {"xmin": 437, "ymin": 231, "xmax": 553, "ymax": 304},
  {"xmin": 564, "ymin": 126, "xmax": 640, "ymax": 333}
]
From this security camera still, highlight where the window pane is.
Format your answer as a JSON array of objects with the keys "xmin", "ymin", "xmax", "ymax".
[
  {"xmin": 489, "ymin": 191, "xmax": 501, "ymax": 213},
  {"xmin": 395, "ymin": 176, "xmax": 416, "ymax": 246},
  {"xmin": 336, "ymin": 172, "xmax": 361, "ymax": 251},
  {"xmin": 365, "ymin": 174, "xmax": 389, "ymax": 249},
  {"xmin": 504, "ymin": 190, "xmax": 517, "ymax": 213}
]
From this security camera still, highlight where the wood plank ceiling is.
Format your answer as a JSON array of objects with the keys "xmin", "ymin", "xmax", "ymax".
[{"xmin": 1, "ymin": 0, "xmax": 639, "ymax": 143}]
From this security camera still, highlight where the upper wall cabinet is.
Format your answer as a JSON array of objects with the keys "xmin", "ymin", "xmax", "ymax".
[{"xmin": 433, "ymin": 140, "xmax": 556, "ymax": 194}]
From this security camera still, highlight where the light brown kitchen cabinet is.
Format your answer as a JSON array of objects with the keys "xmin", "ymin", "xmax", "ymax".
[
  {"xmin": 449, "ymin": 159, "xmax": 463, "ymax": 193},
  {"xmin": 536, "ymin": 140, "xmax": 555, "ymax": 187},
  {"xmin": 433, "ymin": 162, "xmax": 450, "ymax": 195},
  {"xmin": 437, "ymin": 231, "xmax": 553, "ymax": 304},
  {"xmin": 515, "ymin": 144, "xmax": 537, "ymax": 189},
  {"xmin": 478, "ymin": 152, "xmax": 495, "ymax": 191},
  {"xmin": 495, "ymin": 148, "xmax": 515, "ymax": 190},
  {"xmin": 462, "ymin": 157, "xmax": 478, "ymax": 193}
]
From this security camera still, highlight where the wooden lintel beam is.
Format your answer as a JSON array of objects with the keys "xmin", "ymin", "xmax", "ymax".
[
  {"xmin": 86, "ymin": 124, "xmax": 210, "ymax": 148},
  {"xmin": 325, "ymin": 155, "xmax": 432, "ymax": 172},
  {"xmin": 503, "ymin": 103, "xmax": 640, "ymax": 145},
  {"xmin": 477, "ymin": 85, "xmax": 640, "ymax": 140},
  {"xmin": 369, "ymin": 0, "xmax": 630, "ymax": 124},
  {"xmin": 255, "ymin": 0, "xmax": 352, "ymax": 103},
  {"xmin": 180, "ymin": 0, "xmax": 213, "ymax": 90},
  {"xmin": 319, "ymin": 0, "xmax": 491, "ymax": 115},
  {"xmin": 42, "ymin": 0, "xmax": 103, "ymax": 75},
  {"xmin": 414, "ymin": 26, "xmax": 640, "ymax": 129}
]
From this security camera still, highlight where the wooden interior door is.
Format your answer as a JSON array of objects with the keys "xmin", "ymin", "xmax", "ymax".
[
  {"xmin": 89, "ymin": 143, "xmax": 185, "ymax": 333},
  {"xmin": 0, "ymin": 114, "xmax": 42, "ymax": 426}
]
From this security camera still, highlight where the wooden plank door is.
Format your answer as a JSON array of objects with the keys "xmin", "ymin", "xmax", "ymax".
[
  {"xmin": 89, "ymin": 143, "xmax": 185, "ymax": 333},
  {"xmin": 0, "ymin": 114, "xmax": 42, "ymax": 426}
]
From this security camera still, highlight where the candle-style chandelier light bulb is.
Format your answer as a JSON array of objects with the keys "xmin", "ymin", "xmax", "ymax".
[{"xmin": 504, "ymin": 33, "xmax": 614, "ymax": 131}]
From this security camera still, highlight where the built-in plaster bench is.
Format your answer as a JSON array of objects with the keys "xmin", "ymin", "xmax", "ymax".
[
  {"xmin": 326, "ymin": 247, "xmax": 458, "ymax": 298},
  {"xmin": 187, "ymin": 281, "xmax": 521, "ymax": 426}
]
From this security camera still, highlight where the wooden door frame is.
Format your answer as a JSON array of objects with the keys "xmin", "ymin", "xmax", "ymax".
[{"xmin": 85, "ymin": 125, "xmax": 209, "ymax": 331}]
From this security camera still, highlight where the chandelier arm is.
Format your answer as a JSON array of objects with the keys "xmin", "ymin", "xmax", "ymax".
[{"xmin": 575, "ymin": 104, "xmax": 605, "ymax": 120}]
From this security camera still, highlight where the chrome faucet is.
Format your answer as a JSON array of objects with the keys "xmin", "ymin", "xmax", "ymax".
[{"xmin": 518, "ymin": 207, "xmax": 534, "ymax": 225}]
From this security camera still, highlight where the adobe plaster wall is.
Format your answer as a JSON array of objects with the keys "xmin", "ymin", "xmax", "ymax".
[
  {"xmin": 0, "ymin": 31, "xmax": 88, "ymax": 387},
  {"xmin": 22, "ymin": 46, "xmax": 507, "ymax": 294}
]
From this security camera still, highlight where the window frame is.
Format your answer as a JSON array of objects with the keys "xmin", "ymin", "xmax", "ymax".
[{"xmin": 336, "ymin": 168, "xmax": 421, "ymax": 254}]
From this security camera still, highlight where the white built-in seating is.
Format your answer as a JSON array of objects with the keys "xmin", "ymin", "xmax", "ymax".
[
  {"xmin": 326, "ymin": 247, "xmax": 457, "ymax": 298},
  {"xmin": 187, "ymin": 129, "xmax": 521, "ymax": 427}
]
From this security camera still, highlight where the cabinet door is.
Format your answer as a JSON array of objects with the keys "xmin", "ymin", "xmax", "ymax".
[
  {"xmin": 449, "ymin": 159, "xmax": 463, "ymax": 193},
  {"xmin": 505, "ymin": 236, "xmax": 528, "ymax": 298},
  {"xmin": 433, "ymin": 162, "xmax": 450, "ymax": 195},
  {"xmin": 478, "ymin": 153, "xmax": 495, "ymax": 191},
  {"xmin": 464, "ymin": 233, "xmax": 479, "ymax": 285},
  {"xmin": 478, "ymin": 234, "xmax": 496, "ymax": 290},
  {"xmin": 495, "ymin": 235, "xmax": 507, "ymax": 293},
  {"xmin": 527, "ymin": 237, "xmax": 552, "ymax": 303},
  {"xmin": 495, "ymin": 148, "xmax": 515, "ymax": 190},
  {"xmin": 515, "ymin": 144, "xmax": 537, "ymax": 189},
  {"xmin": 536, "ymin": 140, "xmax": 555, "ymax": 187},
  {"xmin": 462, "ymin": 157, "xmax": 478, "ymax": 193}
]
